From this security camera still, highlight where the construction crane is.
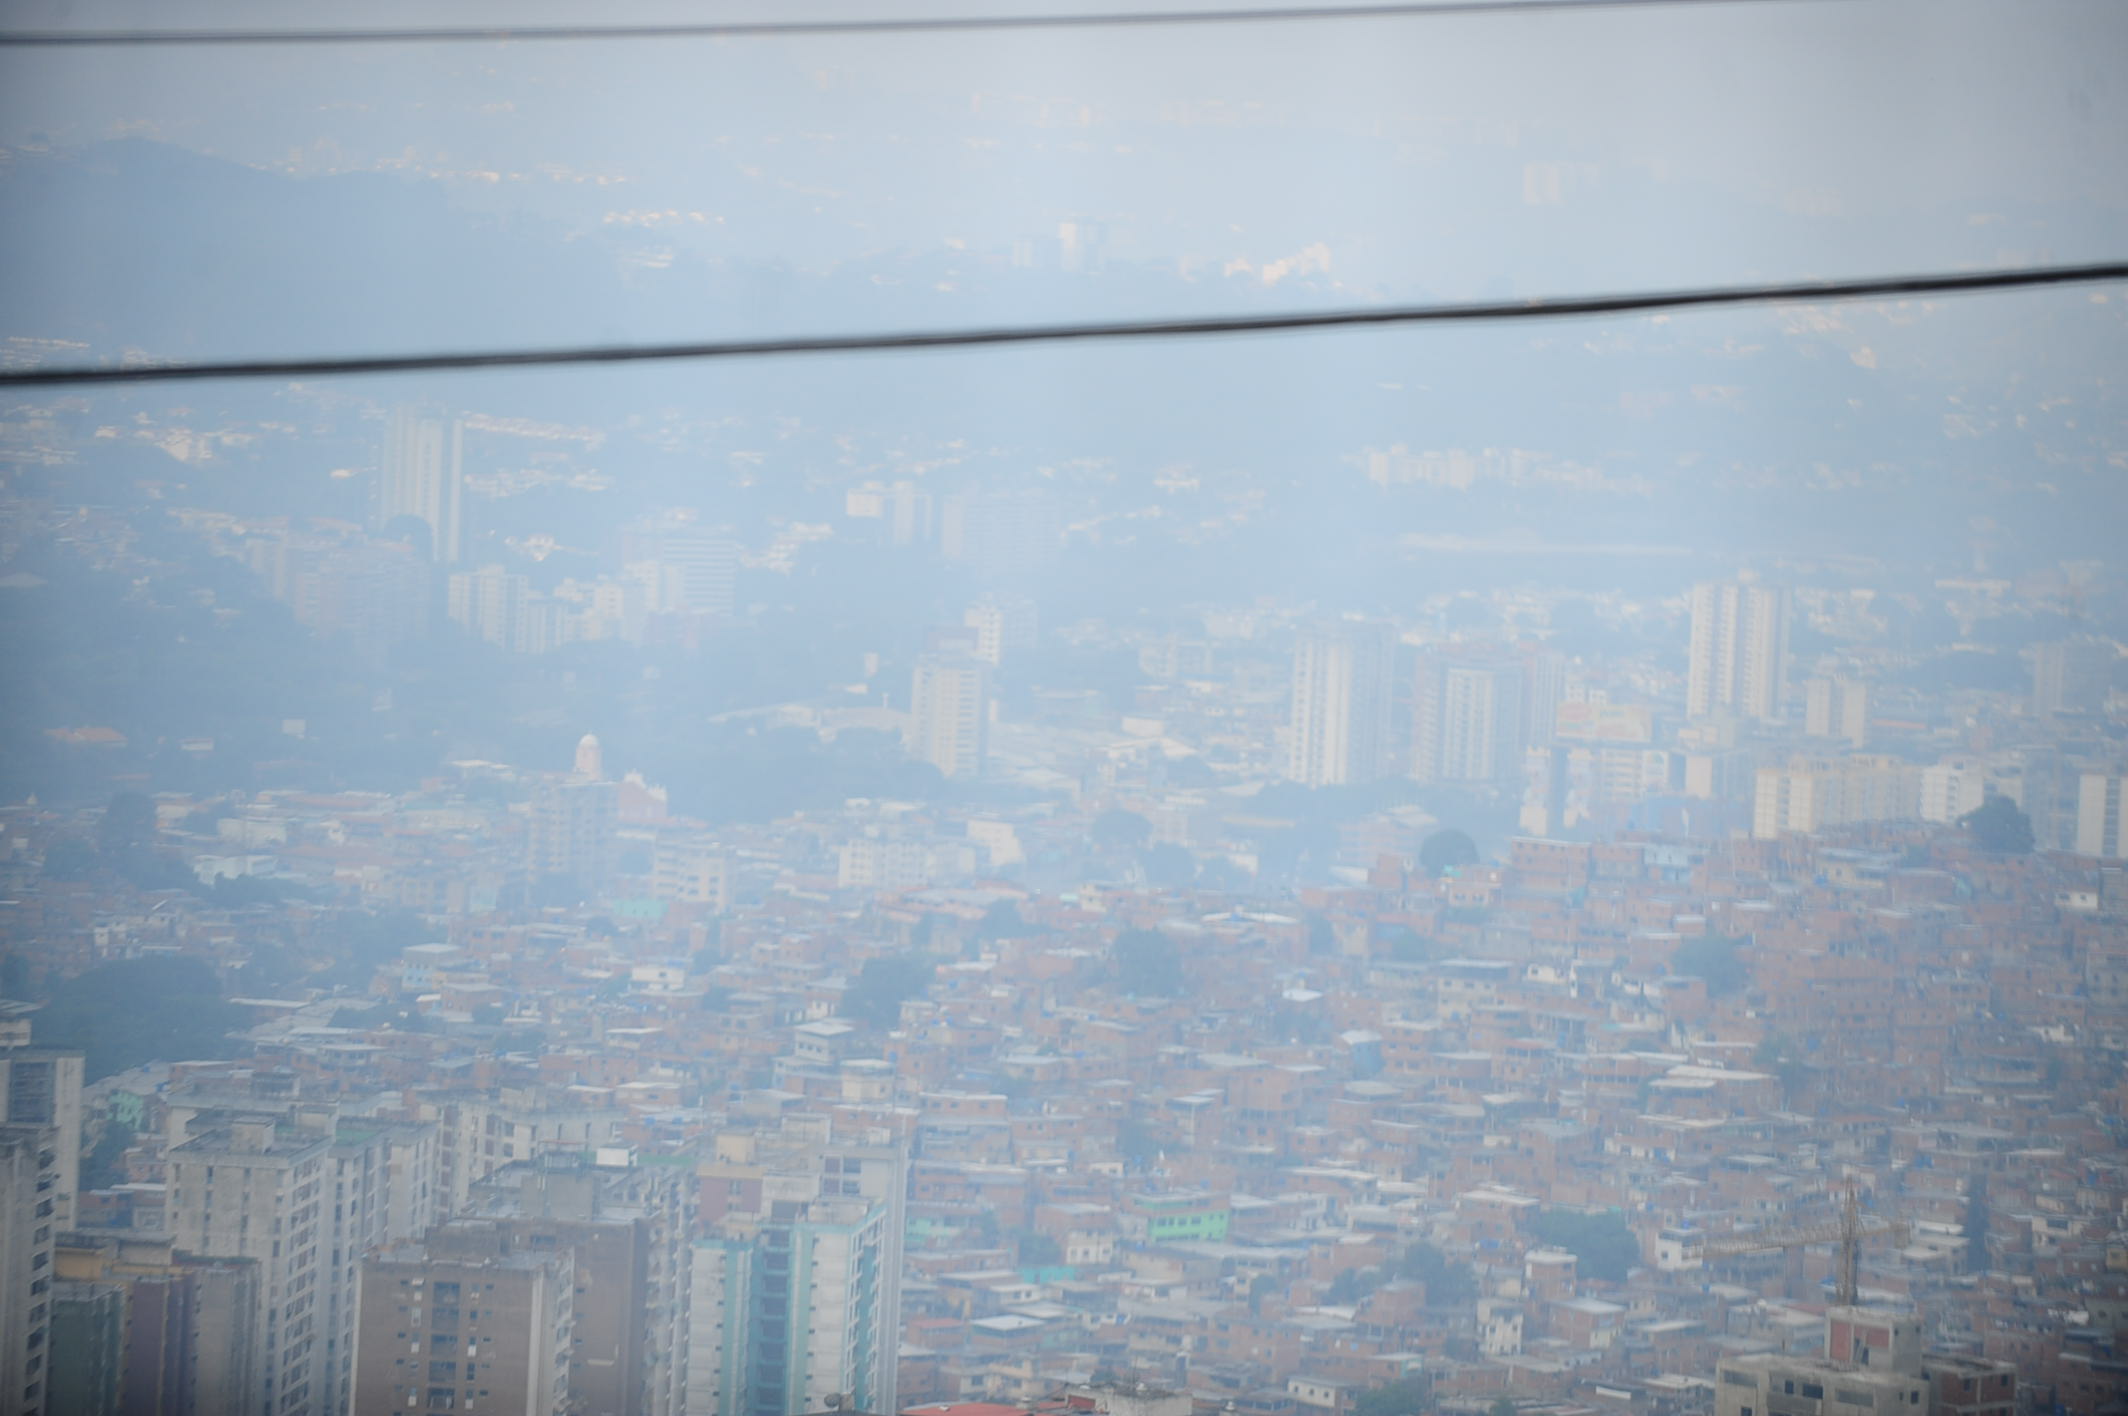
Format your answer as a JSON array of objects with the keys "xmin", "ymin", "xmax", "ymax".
[{"xmin": 1691, "ymin": 1188, "xmax": 1909, "ymax": 1306}]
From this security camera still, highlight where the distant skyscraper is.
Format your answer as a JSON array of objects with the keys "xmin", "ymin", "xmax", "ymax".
[
  {"xmin": 380, "ymin": 407, "xmax": 464, "ymax": 564},
  {"xmin": 1286, "ymin": 621, "xmax": 1395, "ymax": 787},
  {"xmin": 447, "ymin": 564, "xmax": 530, "ymax": 649},
  {"xmin": 660, "ymin": 529, "xmax": 739, "ymax": 616},
  {"xmin": 1412, "ymin": 654, "xmax": 1525, "ymax": 787},
  {"xmin": 2076, "ymin": 768, "xmax": 2127, "ymax": 858},
  {"xmin": 1523, "ymin": 646, "xmax": 1566, "ymax": 746},
  {"xmin": 962, "ymin": 595, "xmax": 1038, "ymax": 666},
  {"xmin": 1687, "ymin": 577, "xmax": 1790, "ymax": 722},
  {"xmin": 2034, "ymin": 637, "xmax": 2111, "ymax": 716},
  {"xmin": 527, "ymin": 778, "xmax": 618, "ymax": 901},
  {"xmin": 1804, "ymin": 676, "xmax": 1869, "ymax": 747},
  {"xmin": 284, "ymin": 540, "xmax": 430, "ymax": 666},
  {"xmin": 938, "ymin": 488, "xmax": 1059, "ymax": 582},
  {"xmin": 907, "ymin": 655, "xmax": 989, "ymax": 779}
]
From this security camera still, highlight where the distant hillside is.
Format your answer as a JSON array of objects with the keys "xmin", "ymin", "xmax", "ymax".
[{"xmin": 0, "ymin": 139, "xmax": 660, "ymax": 358}]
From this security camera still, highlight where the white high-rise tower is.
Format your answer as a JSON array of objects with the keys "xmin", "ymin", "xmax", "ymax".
[
  {"xmin": 1286, "ymin": 621, "xmax": 1396, "ymax": 787},
  {"xmin": 380, "ymin": 406, "xmax": 464, "ymax": 563},
  {"xmin": 1687, "ymin": 576, "xmax": 1790, "ymax": 722},
  {"xmin": 907, "ymin": 655, "xmax": 989, "ymax": 779},
  {"xmin": 1412, "ymin": 655, "xmax": 1526, "ymax": 786}
]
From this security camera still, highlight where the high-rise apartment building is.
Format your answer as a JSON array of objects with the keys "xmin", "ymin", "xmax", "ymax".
[
  {"xmin": 416, "ymin": 1096, "xmax": 629, "ymax": 1220},
  {"xmin": 1412, "ymin": 654, "xmax": 1525, "ymax": 787},
  {"xmin": 620, "ymin": 518, "xmax": 740, "ymax": 618},
  {"xmin": 1687, "ymin": 577, "xmax": 1791, "ymax": 722},
  {"xmin": 2033, "ymin": 636, "xmax": 2112, "ymax": 716},
  {"xmin": 1805, "ymin": 675, "xmax": 1870, "ymax": 747},
  {"xmin": 51, "ymin": 1232, "xmax": 262, "ymax": 1416},
  {"xmin": 320, "ymin": 1127, "xmax": 393, "ymax": 1415},
  {"xmin": 938, "ymin": 489, "xmax": 1059, "ymax": 581},
  {"xmin": 158, "ymin": 1071, "xmax": 412, "ymax": 1416},
  {"xmin": 656, "ymin": 530, "xmax": 740, "ymax": 618},
  {"xmin": 265, "ymin": 536, "xmax": 430, "ymax": 667},
  {"xmin": 459, "ymin": 1153, "xmax": 694, "ymax": 1416},
  {"xmin": 1524, "ymin": 646, "xmax": 1567, "ymax": 746},
  {"xmin": 962, "ymin": 595, "xmax": 1038, "ymax": 666},
  {"xmin": 2076, "ymin": 768, "xmax": 2127, "ymax": 859},
  {"xmin": 0, "ymin": 1124, "xmax": 61, "ymax": 1416},
  {"xmin": 164, "ymin": 1116, "xmax": 330, "ymax": 1416},
  {"xmin": 1920, "ymin": 756, "xmax": 1997, "ymax": 825},
  {"xmin": 648, "ymin": 830, "xmax": 731, "ymax": 910},
  {"xmin": 1753, "ymin": 756, "xmax": 1917, "ymax": 839},
  {"xmin": 1286, "ymin": 622, "xmax": 1396, "ymax": 788},
  {"xmin": 448, "ymin": 564, "xmax": 534, "ymax": 652},
  {"xmin": 46, "ymin": 1279, "xmax": 123, "ymax": 1416},
  {"xmin": 352, "ymin": 1222, "xmax": 575, "ymax": 1416},
  {"xmin": 907, "ymin": 655, "xmax": 990, "ymax": 780},
  {"xmin": 526, "ymin": 777, "xmax": 619, "ymax": 902},
  {"xmin": 687, "ymin": 1128, "xmax": 905, "ymax": 1416},
  {"xmin": 0, "ymin": 1050, "xmax": 82, "ymax": 1229},
  {"xmin": 380, "ymin": 407, "xmax": 465, "ymax": 564}
]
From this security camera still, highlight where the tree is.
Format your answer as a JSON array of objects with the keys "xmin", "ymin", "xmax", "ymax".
[
  {"xmin": 82, "ymin": 1121, "xmax": 136, "ymax": 1191},
  {"xmin": 96, "ymin": 791, "xmax": 158, "ymax": 858},
  {"xmin": 1112, "ymin": 927, "xmax": 1183, "ymax": 997},
  {"xmin": 1532, "ymin": 1208, "xmax": 1640, "ymax": 1283},
  {"xmin": 1140, "ymin": 843, "xmax": 1197, "ymax": 889},
  {"xmin": 314, "ymin": 909, "xmax": 429, "ymax": 991},
  {"xmin": 1116, "ymin": 1116, "xmax": 1161, "ymax": 1167},
  {"xmin": 1419, "ymin": 828, "xmax": 1479, "ymax": 876},
  {"xmin": 1353, "ymin": 1377, "xmax": 1432, "ymax": 1416},
  {"xmin": 235, "ymin": 942, "xmax": 312, "ymax": 997},
  {"xmin": 1395, "ymin": 1240, "xmax": 1477, "ymax": 1304},
  {"xmin": 40, "ymin": 837, "xmax": 98, "ymax": 880},
  {"xmin": 1326, "ymin": 1265, "xmax": 1383, "ymax": 1305},
  {"xmin": 1091, "ymin": 808, "xmax": 1153, "ymax": 852},
  {"xmin": 1016, "ymin": 1231, "xmax": 1063, "ymax": 1268},
  {"xmin": 33, "ymin": 955, "xmax": 249, "ymax": 1081},
  {"xmin": 1671, "ymin": 934, "xmax": 1749, "ymax": 996},
  {"xmin": 1488, "ymin": 1399, "xmax": 1518, "ymax": 1416},
  {"xmin": 1961, "ymin": 794, "xmax": 2034, "ymax": 855},
  {"xmin": 1376, "ymin": 923, "xmax": 1435, "ymax": 964},
  {"xmin": 977, "ymin": 899, "xmax": 1036, "ymax": 942},
  {"xmin": 844, "ymin": 955, "xmax": 932, "ymax": 1030},
  {"xmin": 1753, "ymin": 1033, "xmax": 1811, "ymax": 1102}
]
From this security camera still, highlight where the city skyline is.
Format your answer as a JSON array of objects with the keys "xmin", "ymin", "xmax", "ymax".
[{"xmin": 4, "ymin": 3, "xmax": 2128, "ymax": 1415}]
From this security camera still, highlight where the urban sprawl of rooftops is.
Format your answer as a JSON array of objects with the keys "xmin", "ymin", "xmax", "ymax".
[{"xmin": 0, "ymin": 450, "xmax": 2126, "ymax": 1416}]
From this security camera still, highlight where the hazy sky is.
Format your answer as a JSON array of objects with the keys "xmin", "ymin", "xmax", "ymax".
[
  {"xmin": 6, "ymin": 0, "xmax": 2125, "ymax": 304},
  {"xmin": 4, "ymin": 0, "xmax": 2124, "ymax": 578}
]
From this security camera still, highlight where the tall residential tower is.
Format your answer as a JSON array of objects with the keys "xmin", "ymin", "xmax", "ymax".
[
  {"xmin": 1286, "ymin": 621, "xmax": 1396, "ymax": 787},
  {"xmin": 379, "ymin": 406, "xmax": 465, "ymax": 564},
  {"xmin": 1687, "ymin": 576, "xmax": 1790, "ymax": 722}
]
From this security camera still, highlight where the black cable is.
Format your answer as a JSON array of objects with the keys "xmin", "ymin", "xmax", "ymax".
[
  {"xmin": 0, "ymin": 0, "xmax": 1840, "ymax": 48},
  {"xmin": 3, "ymin": 261, "xmax": 2121, "ymax": 389}
]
